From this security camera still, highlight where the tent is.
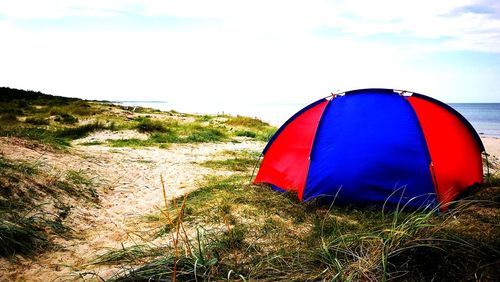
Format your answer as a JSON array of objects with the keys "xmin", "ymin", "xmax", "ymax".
[{"xmin": 254, "ymin": 88, "xmax": 484, "ymax": 211}]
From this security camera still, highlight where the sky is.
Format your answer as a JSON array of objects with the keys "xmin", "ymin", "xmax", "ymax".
[{"xmin": 0, "ymin": 0, "xmax": 499, "ymax": 104}]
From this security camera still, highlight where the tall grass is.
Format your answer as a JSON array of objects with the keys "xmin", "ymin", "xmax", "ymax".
[
  {"xmin": 55, "ymin": 121, "xmax": 112, "ymax": 139},
  {"xmin": 200, "ymin": 150, "xmax": 261, "ymax": 172},
  {"xmin": 97, "ymin": 171, "xmax": 499, "ymax": 281},
  {"xmin": 0, "ymin": 156, "xmax": 95, "ymax": 257}
]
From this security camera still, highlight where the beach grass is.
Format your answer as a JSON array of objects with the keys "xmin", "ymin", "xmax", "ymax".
[
  {"xmin": 0, "ymin": 156, "xmax": 82, "ymax": 257},
  {"xmin": 199, "ymin": 149, "xmax": 261, "ymax": 172},
  {"xmin": 97, "ymin": 171, "xmax": 499, "ymax": 281},
  {"xmin": 0, "ymin": 87, "xmax": 276, "ymax": 150}
]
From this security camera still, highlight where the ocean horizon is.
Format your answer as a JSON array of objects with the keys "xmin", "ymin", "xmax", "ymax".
[{"xmin": 117, "ymin": 101, "xmax": 500, "ymax": 138}]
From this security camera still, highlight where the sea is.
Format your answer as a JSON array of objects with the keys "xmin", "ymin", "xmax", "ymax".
[{"xmin": 118, "ymin": 101, "xmax": 500, "ymax": 137}]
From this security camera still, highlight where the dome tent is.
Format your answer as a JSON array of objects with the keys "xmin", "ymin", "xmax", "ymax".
[{"xmin": 254, "ymin": 88, "xmax": 484, "ymax": 211}]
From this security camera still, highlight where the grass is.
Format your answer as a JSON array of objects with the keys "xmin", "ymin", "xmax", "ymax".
[
  {"xmin": 25, "ymin": 116, "xmax": 50, "ymax": 125},
  {"xmin": 5, "ymin": 87, "xmax": 497, "ymax": 280},
  {"xmin": 92, "ymin": 244, "xmax": 167, "ymax": 265},
  {"xmin": 235, "ymin": 130, "xmax": 257, "ymax": 138},
  {"xmin": 0, "ymin": 208, "xmax": 50, "ymax": 257},
  {"xmin": 200, "ymin": 150, "xmax": 261, "ymax": 172},
  {"xmin": 97, "ymin": 168, "xmax": 499, "ymax": 281},
  {"xmin": 108, "ymin": 138, "xmax": 154, "ymax": 148},
  {"xmin": 1, "ymin": 87, "xmax": 276, "ymax": 150},
  {"xmin": 80, "ymin": 141, "xmax": 104, "ymax": 146},
  {"xmin": 226, "ymin": 115, "xmax": 270, "ymax": 129},
  {"xmin": 0, "ymin": 156, "xmax": 81, "ymax": 257},
  {"xmin": 0, "ymin": 87, "xmax": 113, "ymax": 149},
  {"xmin": 109, "ymin": 120, "xmax": 228, "ymax": 147},
  {"xmin": 134, "ymin": 117, "xmax": 169, "ymax": 133},
  {"xmin": 55, "ymin": 121, "xmax": 111, "ymax": 139},
  {"xmin": 54, "ymin": 113, "xmax": 78, "ymax": 124}
]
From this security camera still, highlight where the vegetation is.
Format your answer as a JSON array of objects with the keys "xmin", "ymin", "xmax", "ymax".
[
  {"xmin": 200, "ymin": 150, "xmax": 261, "ymax": 172},
  {"xmin": 0, "ymin": 156, "xmax": 94, "ymax": 257},
  {"xmin": 0, "ymin": 87, "xmax": 276, "ymax": 150},
  {"xmin": 54, "ymin": 113, "xmax": 78, "ymax": 124},
  {"xmin": 2, "ymin": 87, "xmax": 497, "ymax": 281},
  {"xmin": 95, "ymin": 169, "xmax": 499, "ymax": 281}
]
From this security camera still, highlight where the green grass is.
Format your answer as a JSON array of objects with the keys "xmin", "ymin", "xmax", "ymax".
[
  {"xmin": 0, "ymin": 156, "xmax": 78, "ymax": 257},
  {"xmin": 0, "ymin": 113, "xmax": 19, "ymax": 122},
  {"xmin": 25, "ymin": 116, "xmax": 50, "ymax": 125},
  {"xmin": 235, "ymin": 130, "xmax": 257, "ymax": 138},
  {"xmin": 185, "ymin": 126, "xmax": 225, "ymax": 142},
  {"xmin": 0, "ymin": 120, "xmax": 113, "ymax": 149},
  {"xmin": 92, "ymin": 244, "xmax": 167, "ymax": 265},
  {"xmin": 0, "ymin": 87, "xmax": 114, "ymax": 149},
  {"xmin": 48, "ymin": 100, "xmax": 100, "ymax": 116},
  {"xmin": 109, "ymin": 122, "xmax": 227, "ymax": 148},
  {"xmin": 0, "ymin": 208, "xmax": 50, "ymax": 257},
  {"xmin": 101, "ymin": 171, "xmax": 499, "ymax": 281},
  {"xmin": 134, "ymin": 117, "xmax": 169, "ymax": 133},
  {"xmin": 1, "ymin": 87, "xmax": 276, "ymax": 150},
  {"xmin": 54, "ymin": 113, "xmax": 78, "ymax": 124},
  {"xmin": 226, "ymin": 115, "xmax": 270, "ymax": 129},
  {"xmin": 108, "ymin": 138, "xmax": 154, "ymax": 148},
  {"xmin": 55, "ymin": 121, "xmax": 110, "ymax": 139},
  {"xmin": 200, "ymin": 150, "xmax": 260, "ymax": 172},
  {"xmin": 223, "ymin": 115, "xmax": 277, "ymax": 142},
  {"xmin": 80, "ymin": 141, "xmax": 104, "ymax": 146}
]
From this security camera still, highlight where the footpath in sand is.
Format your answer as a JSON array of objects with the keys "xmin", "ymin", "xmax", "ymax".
[{"xmin": 0, "ymin": 132, "xmax": 264, "ymax": 281}]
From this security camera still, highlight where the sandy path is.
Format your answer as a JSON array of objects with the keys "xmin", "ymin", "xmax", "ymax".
[{"xmin": 0, "ymin": 136, "xmax": 264, "ymax": 281}]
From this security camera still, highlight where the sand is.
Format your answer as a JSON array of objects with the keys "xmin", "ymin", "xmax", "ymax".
[
  {"xmin": 0, "ymin": 134, "xmax": 265, "ymax": 281},
  {"xmin": 1, "ymin": 134, "xmax": 499, "ymax": 281},
  {"xmin": 482, "ymin": 136, "xmax": 500, "ymax": 160}
]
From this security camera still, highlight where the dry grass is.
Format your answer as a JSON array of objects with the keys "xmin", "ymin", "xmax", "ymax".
[{"xmin": 95, "ymin": 170, "xmax": 499, "ymax": 281}]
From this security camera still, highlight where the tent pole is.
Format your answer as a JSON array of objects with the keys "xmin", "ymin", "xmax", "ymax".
[{"xmin": 250, "ymin": 153, "xmax": 263, "ymax": 183}]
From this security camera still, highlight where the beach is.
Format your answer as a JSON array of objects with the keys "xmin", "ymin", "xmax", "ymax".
[
  {"xmin": 0, "ymin": 91, "xmax": 499, "ymax": 281},
  {"xmin": 482, "ymin": 136, "xmax": 500, "ymax": 160}
]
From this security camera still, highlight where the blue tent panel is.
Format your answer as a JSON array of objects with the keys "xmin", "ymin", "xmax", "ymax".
[{"xmin": 304, "ymin": 90, "xmax": 437, "ymax": 209}]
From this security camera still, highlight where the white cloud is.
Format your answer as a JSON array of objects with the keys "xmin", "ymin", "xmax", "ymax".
[{"xmin": 0, "ymin": 0, "xmax": 499, "ymax": 104}]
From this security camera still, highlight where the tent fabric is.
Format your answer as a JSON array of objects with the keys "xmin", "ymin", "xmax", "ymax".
[
  {"xmin": 254, "ymin": 99, "xmax": 328, "ymax": 192},
  {"xmin": 407, "ymin": 95, "xmax": 483, "ymax": 207},
  {"xmin": 254, "ymin": 88, "xmax": 484, "ymax": 211}
]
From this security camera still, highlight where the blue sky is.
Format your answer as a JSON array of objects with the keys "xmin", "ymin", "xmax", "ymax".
[{"xmin": 0, "ymin": 0, "xmax": 499, "ymax": 103}]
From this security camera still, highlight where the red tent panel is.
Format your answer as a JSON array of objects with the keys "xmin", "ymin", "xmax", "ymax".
[
  {"xmin": 408, "ymin": 96, "xmax": 483, "ymax": 208},
  {"xmin": 254, "ymin": 100, "xmax": 328, "ymax": 193}
]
